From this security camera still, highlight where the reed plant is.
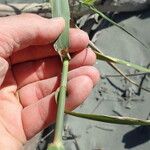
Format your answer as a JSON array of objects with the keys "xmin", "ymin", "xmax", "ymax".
[{"xmin": 47, "ymin": 0, "xmax": 150, "ymax": 149}]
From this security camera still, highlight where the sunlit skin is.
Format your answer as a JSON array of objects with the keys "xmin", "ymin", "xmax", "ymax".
[{"xmin": 0, "ymin": 14, "xmax": 100, "ymax": 149}]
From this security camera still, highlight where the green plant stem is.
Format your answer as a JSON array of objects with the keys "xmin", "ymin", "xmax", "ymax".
[{"xmin": 53, "ymin": 57, "xmax": 69, "ymax": 142}]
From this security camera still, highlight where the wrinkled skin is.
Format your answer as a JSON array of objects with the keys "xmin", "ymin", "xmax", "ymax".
[{"xmin": 0, "ymin": 14, "xmax": 100, "ymax": 149}]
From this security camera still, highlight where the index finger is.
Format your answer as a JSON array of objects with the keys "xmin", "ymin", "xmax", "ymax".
[
  {"xmin": 0, "ymin": 14, "xmax": 65, "ymax": 58},
  {"xmin": 10, "ymin": 28, "xmax": 89, "ymax": 64}
]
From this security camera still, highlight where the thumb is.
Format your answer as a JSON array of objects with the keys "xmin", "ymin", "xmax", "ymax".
[{"xmin": 0, "ymin": 57, "xmax": 8, "ymax": 86}]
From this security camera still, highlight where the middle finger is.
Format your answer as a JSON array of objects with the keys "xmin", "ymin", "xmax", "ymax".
[{"xmin": 12, "ymin": 48, "xmax": 96, "ymax": 88}]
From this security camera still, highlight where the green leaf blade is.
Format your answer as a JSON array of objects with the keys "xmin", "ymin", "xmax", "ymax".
[
  {"xmin": 81, "ymin": 1, "xmax": 149, "ymax": 49},
  {"xmin": 82, "ymin": 0, "xmax": 96, "ymax": 5},
  {"xmin": 94, "ymin": 51, "xmax": 150, "ymax": 73},
  {"xmin": 65, "ymin": 111, "xmax": 150, "ymax": 126},
  {"xmin": 51, "ymin": 0, "xmax": 70, "ymax": 57}
]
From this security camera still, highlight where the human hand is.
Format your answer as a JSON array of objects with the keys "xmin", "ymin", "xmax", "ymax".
[{"xmin": 0, "ymin": 14, "xmax": 99, "ymax": 149}]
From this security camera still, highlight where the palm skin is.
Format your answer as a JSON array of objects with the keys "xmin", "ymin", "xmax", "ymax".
[{"xmin": 0, "ymin": 14, "xmax": 99, "ymax": 149}]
